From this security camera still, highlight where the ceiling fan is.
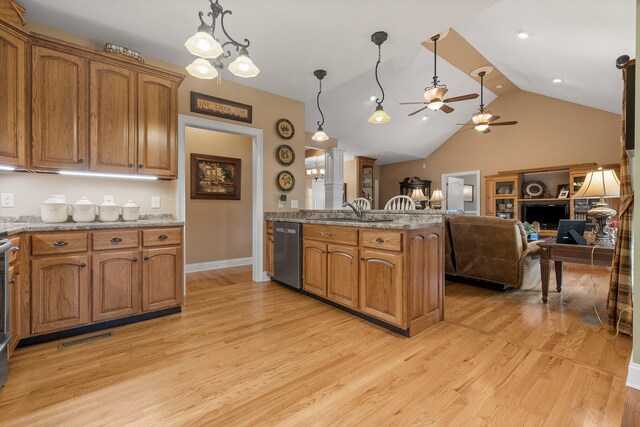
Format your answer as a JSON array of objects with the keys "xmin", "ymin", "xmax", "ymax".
[
  {"xmin": 458, "ymin": 66, "xmax": 518, "ymax": 133},
  {"xmin": 400, "ymin": 32, "xmax": 479, "ymax": 116}
]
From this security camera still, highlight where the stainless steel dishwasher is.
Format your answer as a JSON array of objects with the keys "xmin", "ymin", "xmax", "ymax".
[{"xmin": 273, "ymin": 222, "xmax": 302, "ymax": 290}]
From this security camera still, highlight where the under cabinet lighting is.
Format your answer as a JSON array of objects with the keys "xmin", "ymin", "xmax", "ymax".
[
  {"xmin": 0, "ymin": 165, "xmax": 16, "ymax": 171},
  {"xmin": 59, "ymin": 171, "xmax": 158, "ymax": 180}
]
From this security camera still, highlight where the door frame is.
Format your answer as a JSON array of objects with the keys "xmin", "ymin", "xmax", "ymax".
[
  {"xmin": 177, "ymin": 114, "xmax": 266, "ymax": 287},
  {"xmin": 440, "ymin": 170, "xmax": 481, "ymax": 214}
]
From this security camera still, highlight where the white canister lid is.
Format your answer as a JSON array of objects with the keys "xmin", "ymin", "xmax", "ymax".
[
  {"xmin": 123, "ymin": 200, "xmax": 139, "ymax": 208},
  {"xmin": 100, "ymin": 200, "xmax": 119, "ymax": 207},
  {"xmin": 42, "ymin": 195, "xmax": 67, "ymax": 205},
  {"xmin": 73, "ymin": 197, "xmax": 95, "ymax": 206}
]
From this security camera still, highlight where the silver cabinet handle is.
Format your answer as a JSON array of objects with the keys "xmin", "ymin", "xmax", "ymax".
[
  {"xmin": 375, "ymin": 237, "xmax": 385, "ymax": 243},
  {"xmin": 111, "ymin": 237, "xmax": 123, "ymax": 243},
  {"xmin": 158, "ymin": 234, "xmax": 168, "ymax": 241},
  {"xmin": 53, "ymin": 241, "xmax": 68, "ymax": 247},
  {"xmin": 11, "ymin": 246, "xmax": 19, "ymax": 253}
]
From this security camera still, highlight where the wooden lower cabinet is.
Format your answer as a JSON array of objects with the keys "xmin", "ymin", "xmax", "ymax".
[
  {"xmin": 8, "ymin": 266, "xmax": 20, "ymax": 356},
  {"xmin": 92, "ymin": 250, "xmax": 141, "ymax": 321},
  {"xmin": 266, "ymin": 233, "xmax": 274, "ymax": 277},
  {"xmin": 142, "ymin": 247, "xmax": 183, "ymax": 312},
  {"xmin": 31, "ymin": 254, "xmax": 90, "ymax": 334},
  {"xmin": 359, "ymin": 249, "xmax": 404, "ymax": 327},
  {"xmin": 327, "ymin": 244, "xmax": 358, "ymax": 309},
  {"xmin": 302, "ymin": 240, "xmax": 327, "ymax": 297}
]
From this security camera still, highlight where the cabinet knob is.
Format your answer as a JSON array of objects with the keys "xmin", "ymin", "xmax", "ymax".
[
  {"xmin": 111, "ymin": 237, "xmax": 123, "ymax": 243},
  {"xmin": 128, "ymin": 163, "xmax": 134, "ymax": 168},
  {"xmin": 80, "ymin": 263, "xmax": 86, "ymax": 268},
  {"xmin": 158, "ymin": 234, "xmax": 168, "ymax": 241},
  {"xmin": 77, "ymin": 158, "xmax": 84, "ymax": 164},
  {"xmin": 53, "ymin": 241, "xmax": 68, "ymax": 247},
  {"xmin": 133, "ymin": 258, "xmax": 138, "ymax": 262},
  {"xmin": 144, "ymin": 256, "xmax": 149, "ymax": 261},
  {"xmin": 9, "ymin": 277, "xmax": 16, "ymax": 285},
  {"xmin": 360, "ymin": 257, "xmax": 365, "ymax": 261},
  {"xmin": 375, "ymin": 237, "xmax": 385, "ymax": 244},
  {"xmin": 11, "ymin": 246, "xmax": 19, "ymax": 253},
  {"xmin": 138, "ymin": 164, "xmax": 144, "ymax": 168}
]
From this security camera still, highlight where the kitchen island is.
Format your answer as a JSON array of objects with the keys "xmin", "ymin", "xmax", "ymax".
[{"xmin": 265, "ymin": 210, "xmax": 445, "ymax": 336}]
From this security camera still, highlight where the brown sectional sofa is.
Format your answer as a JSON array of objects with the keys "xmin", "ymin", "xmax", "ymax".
[{"xmin": 444, "ymin": 215, "xmax": 541, "ymax": 290}]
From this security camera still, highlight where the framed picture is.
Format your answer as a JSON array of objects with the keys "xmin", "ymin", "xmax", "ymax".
[
  {"xmin": 463, "ymin": 184, "xmax": 474, "ymax": 202},
  {"xmin": 190, "ymin": 92, "xmax": 252, "ymax": 124},
  {"xmin": 190, "ymin": 153, "xmax": 241, "ymax": 200},
  {"xmin": 556, "ymin": 184, "xmax": 570, "ymax": 198},
  {"xmin": 558, "ymin": 189, "xmax": 570, "ymax": 199}
]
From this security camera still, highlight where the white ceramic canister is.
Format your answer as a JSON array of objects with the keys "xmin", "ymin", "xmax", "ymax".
[
  {"xmin": 40, "ymin": 195, "xmax": 69, "ymax": 223},
  {"xmin": 98, "ymin": 200, "xmax": 121, "ymax": 222},
  {"xmin": 121, "ymin": 200, "xmax": 140, "ymax": 221},
  {"xmin": 71, "ymin": 197, "xmax": 98, "ymax": 223}
]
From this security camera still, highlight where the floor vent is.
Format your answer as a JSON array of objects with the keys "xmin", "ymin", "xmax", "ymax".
[
  {"xmin": 58, "ymin": 332, "xmax": 113, "ymax": 349},
  {"xmin": 581, "ymin": 315, "xmax": 601, "ymax": 326}
]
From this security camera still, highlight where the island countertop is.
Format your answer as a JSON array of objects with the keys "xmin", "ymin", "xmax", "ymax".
[
  {"xmin": 0, "ymin": 215, "xmax": 183, "ymax": 235},
  {"xmin": 264, "ymin": 209, "xmax": 444, "ymax": 230}
]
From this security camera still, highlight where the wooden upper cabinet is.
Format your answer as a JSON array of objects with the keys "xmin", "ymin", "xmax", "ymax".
[
  {"xmin": 31, "ymin": 46, "xmax": 88, "ymax": 170},
  {"xmin": 89, "ymin": 61, "xmax": 136, "ymax": 173},
  {"xmin": 0, "ymin": 28, "xmax": 26, "ymax": 167},
  {"xmin": 137, "ymin": 73, "xmax": 177, "ymax": 178}
]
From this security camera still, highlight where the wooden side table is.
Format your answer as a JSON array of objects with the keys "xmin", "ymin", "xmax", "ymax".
[{"xmin": 537, "ymin": 241, "xmax": 614, "ymax": 303}]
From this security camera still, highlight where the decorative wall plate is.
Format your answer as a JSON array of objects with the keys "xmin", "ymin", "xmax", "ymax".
[
  {"xmin": 276, "ymin": 118, "xmax": 295, "ymax": 140},
  {"xmin": 276, "ymin": 144, "xmax": 295, "ymax": 166},
  {"xmin": 276, "ymin": 170, "xmax": 295, "ymax": 192},
  {"xmin": 523, "ymin": 181, "xmax": 546, "ymax": 198}
]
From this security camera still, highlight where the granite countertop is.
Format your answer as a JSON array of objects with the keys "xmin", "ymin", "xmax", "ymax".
[
  {"xmin": 264, "ymin": 209, "xmax": 444, "ymax": 230},
  {"xmin": 0, "ymin": 215, "xmax": 183, "ymax": 235}
]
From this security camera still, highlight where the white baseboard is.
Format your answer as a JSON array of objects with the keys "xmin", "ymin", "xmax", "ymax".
[
  {"xmin": 258, "ymin": 271, "xmax": 271, "ymax": 282},
  {"xmin": 185, "ymin": 257, "xmax": 253, "ymax": 273},
  {"xmin": 627, "ymin": 356, "xmax": 640, "ymax": 390}
]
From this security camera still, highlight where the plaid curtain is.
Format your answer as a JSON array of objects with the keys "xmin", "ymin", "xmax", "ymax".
[{"xmin": 607, "ymin": 71, "xmax": 634, "ymax": 334}]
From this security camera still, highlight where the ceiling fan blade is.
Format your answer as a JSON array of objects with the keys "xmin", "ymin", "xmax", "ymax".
[
  {"xmin": 490, "ymin": 121, "xmax": 518, "ymax": 126},
  {"xmin": 440, "ymin": 104, "xmax": 455, "ymax": 114},
  {"xmin": 483, "ymin": 128, "xmax": 492, "ymax": 134},
  {"xmin": 408, "ymin": 105, "xmax": 430, "ymax": 116},
  {"xmin": 442, "ymin": 93, "xmax": 479, "ymax": 103},
  {"xmin": 399, "ymin": 102, "xmax": 429, "ymax": 105},
  {"xmin": 436, "ymin": 87, "xmax": 448, "ymax": 100},
  {"xmin": 488, "ymin": 115, "xmax": 501, "ymax": 122}
]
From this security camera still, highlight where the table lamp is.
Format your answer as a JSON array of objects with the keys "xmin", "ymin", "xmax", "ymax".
[
  {"xmin": 430, "ymin": 189, "xmax": 445, "ymax": 209},
  {"xmin": 573, "ymin": 167, "xmax": 620, "ymax": 246},
  {"xmin": 410, "ymin": 188, "xmax": 428, "ymax": 209}
]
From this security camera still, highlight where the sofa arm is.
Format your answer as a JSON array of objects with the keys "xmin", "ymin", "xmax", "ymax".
[{"xmin": 522, "ymin": 241, "xmax": 541, "ymax": 259}]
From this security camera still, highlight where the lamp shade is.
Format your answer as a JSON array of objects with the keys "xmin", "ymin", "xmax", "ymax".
[
  {"xmin": 184, "ymin": 31, "xmax": 223, "ymax": 58},
  {"xmin": 228, "ymin": 50, "xmax": 260, "ymax": 78},
  {"xmin": 410, "ymin": 188, "xmax": 426, "ymax": 201},
  {"xmin": 368, "ymin": 107, "xmax": 391, "ymax": 124},
  {"xmin": 430, "ymin": 189, "xmax": 445, "ymax": 202},
  {"xmin": 311, "ymin": 127, "xmax": 329, "ymax": 142},
  {"xmin": 186, "ymin": 58, "xmax": 219, "ymax": 79},
  {"xmin": 573, "ymin": 167, "xmax": 620, "ymax": 199}
]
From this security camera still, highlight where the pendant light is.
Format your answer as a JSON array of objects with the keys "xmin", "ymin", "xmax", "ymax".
[
  {"xmin": 311, "ymin": 70, "xmax": 329, "ymax": 142},
  {"xmin": 368, "ymin": 31, "xmax": 391, "ymax": 124},
  {"xmin": 228, "ymin": 48, "xmax": 260, "ymax": 78}
]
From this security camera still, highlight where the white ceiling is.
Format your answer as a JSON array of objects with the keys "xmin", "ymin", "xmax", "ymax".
[{"xmin": 455, "ymin": 0, "xmax": 635, "ymax": 114}]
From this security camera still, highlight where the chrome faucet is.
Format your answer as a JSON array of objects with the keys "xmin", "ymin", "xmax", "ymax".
[{"xmin": 343, "ymin": 202, "xmax": 363, "ymax": 219}]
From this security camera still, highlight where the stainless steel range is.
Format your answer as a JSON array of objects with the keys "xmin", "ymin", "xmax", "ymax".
[{"xmin": 0, "ymin": 232, "xmax": 11, "ymax": 389}]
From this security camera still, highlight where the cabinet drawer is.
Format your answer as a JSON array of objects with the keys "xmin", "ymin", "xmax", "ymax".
[
  {"xmin": 361, "ymin": 230, "xmax": 403, "ymax": 252},
  {"xmin": 303, "ymin": 224, "xmax": 358, "ymax": 246},
  {"xmin": 32, "ymin": 232, "xmax": 88, "ymax": 255},
  {"xmin": 92, "ymin": 229, "xmax": 140, "ymax": 251},
  {"xmin": 142, "ymin": 228, "xmax": 182, "ymax": 247},
  {"xmin": 8, "ymin": 236, "xmax": 20, "ymax": 264}
]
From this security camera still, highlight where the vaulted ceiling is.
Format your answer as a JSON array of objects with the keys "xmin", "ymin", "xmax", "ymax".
[{"xmin": 21, "ymin": 0, "xmax": 635, "ymax": 164}]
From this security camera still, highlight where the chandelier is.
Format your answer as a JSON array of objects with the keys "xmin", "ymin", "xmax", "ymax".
[{"xmin": 185, "ymin": 0, "xmax": 260, "ymax": 82}]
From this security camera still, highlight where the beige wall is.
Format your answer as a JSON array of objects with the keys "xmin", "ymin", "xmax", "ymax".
[
  {"xmin": 380, "ymin": 90, "xmax": 622, "ymax": 212},
  {"xmin": 344, "ymin": 160, "xmax": 357, "ymax": 202},
  {"xmin": 185, "ymin": 128, "xmax": 252, "ymax": 264}
]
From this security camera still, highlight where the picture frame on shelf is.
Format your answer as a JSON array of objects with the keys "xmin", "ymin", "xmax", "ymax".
[
  {"xmin": 558, "ymin": 189, "xmax": 570, "ymax": 198},
  {"xmin": 556, "ymin": 184, "xmax": 570, "ymax": 198}
]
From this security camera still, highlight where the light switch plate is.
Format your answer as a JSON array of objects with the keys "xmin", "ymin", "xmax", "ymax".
[
  {"xmin": 0, "ymin": 193, "xmax": 14, "ymax": 208},
  {"xmin": 104, "ymin": 195, "xmax": 115, "ymax": 203},
  {"xmin": 291, "ymin": 199, "xmax": 298, "ymax": 208},
  {"xmin": 151, "ymin": 196, "xmax": 161, "ymax": 209},
  {"xmin": 278, "ymin": 200, "xmax": 285, "ymax": 208}
]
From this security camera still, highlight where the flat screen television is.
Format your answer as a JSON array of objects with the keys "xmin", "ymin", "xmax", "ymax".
[{"xmin": 523, "ymin": 204, "xmax": 569, "ymax": 229}]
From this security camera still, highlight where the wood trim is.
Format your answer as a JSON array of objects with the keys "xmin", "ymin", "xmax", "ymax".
[{"xmin": 497, "ymin": 163, "xmax": 597, "ymax": 175}]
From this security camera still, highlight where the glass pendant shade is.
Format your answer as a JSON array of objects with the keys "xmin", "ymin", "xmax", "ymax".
[
  {"xmin": 184, "ymin": 31, "xmax": 223, "ymax": 58},
  {"xmin": 474, "ymin": 124, "xmax": 490, "ymax": 132},
  {"xmin": 368, "ymin": 107, "xmax": 391, "ymax": 124},
  {"xmin": 427, "ymin": 101, "xmax": 444, "ymax": 110},
  {"xmin": 472, "ymin": 112, "xmax": 492, "ymax": 125},
  {"xmin": 228, "ymin": 51, "xmax": 260, "ymax": 78},
  {"xmin": 424, "ymin": 87, "xmax": 448, "ymax": 102},
  {"xmin": 312, "ymin": 127, "xmax": 329, "ymax": 142},
  {"xmin": 186, "ymin": 58, "xmax": 219, "ymax": 79}
]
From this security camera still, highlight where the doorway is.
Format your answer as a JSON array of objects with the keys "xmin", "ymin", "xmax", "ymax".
[{"xmin": 441, "ymin": 170, "xmax": 481, "ymax": 214}]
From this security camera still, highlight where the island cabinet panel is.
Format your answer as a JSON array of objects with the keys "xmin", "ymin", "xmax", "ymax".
[
  {"xmin": 359, "ymin": 249, "xmax": 404, "ymax": 327},
  {"xmin": 142, "ymin": 247, "xmax": 183, "ymax": 312},
  {"xmin": 0, "ymin": 27, "xmax": 26, "ymax": 167},
  {"xmin": 137, "ymin": 73, "xmax": 177, "ymax": 178},
  {"xmin": 8, "ymin": 266, "xmax": 20, "ymax": 356},
  {"xmin": 92, "ymin": 250, "xmax": 141, "ymax": 322},
  {"xmin": 31, "ymin": 254, "xmax": 90, "ymax": 334},
  {"xmin": 326, "ymin": 244, "xmax": 358, "ymax": 309},
  {"xmin": 302, "ymin": 240, "xmax": 327, "ymax": 297},
  {"xmin": 89, "ymin": 61, "xmax": 136, "ymax": 173},
  {"xmin": 266, "ymin": 233, "xmax": 274, "ymax": 277},
  {"xmin": 31, "ymin": 46, "xmax": 88, "ymax": 170}
]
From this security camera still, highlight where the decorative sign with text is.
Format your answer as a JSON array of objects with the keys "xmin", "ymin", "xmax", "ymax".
[{"xmin": 190, "ymin": 92, "xmax": 252, "ymax": 124}]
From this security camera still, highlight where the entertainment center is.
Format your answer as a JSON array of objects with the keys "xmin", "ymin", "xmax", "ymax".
[{"xmin": 484, "ymin": 163, "xmax": 620, "ymax": 234}]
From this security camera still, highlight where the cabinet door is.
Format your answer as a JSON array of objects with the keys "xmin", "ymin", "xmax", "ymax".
[
  {"xmin": 0, "ymin": 28, "xmax": 26, "ymax": 167},
  {"xmin": 31, "ymin": 255, "xmax": 90, "ymax": 334},
  {"xmin": 8, "ymin": 266, "xmax": 19, "ymax": 357},
  {"xmin": 92, "ymin": 250, "xmax": 141, "ymax": 322},
  {"xmin": 137, "ymin": 73, "xmax": 177, "ymax": 178},
  {"xmin": 327, "ymin": 244, "xmax": 358, "ymax": 309},
  {"xmin": 89, "ymin": 61, "xmax": 136, "ymax": 173},
  {"xmin": 359, "ymin": 249, "xmax": 404, "ymax": 327},
  {"xmin": 266, "ymin": 233, "xmax": 274, "ymax": 277},
  {"xmin": 485, "ymin": 180, "xmax": 495, "ymax": 216},
  {"xmin": 31, "ymin": 46, "xmax": 88, "ymax": 170},
  {"xmin": 302, "ymin": 240, "xmax": 327, "ymax": 297},
  {"xmin": 142, "ymin": 247, "xmax": 183, "ymax": 312}
]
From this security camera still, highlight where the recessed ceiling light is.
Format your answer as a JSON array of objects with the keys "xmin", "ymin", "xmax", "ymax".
[
  {"xmin": 552, "ymin": 78, "xmax": 563, "ymax": 83},
  {"xmin": 422, "ymin": 116, "xmax": 428, "ymax": 121},
  {"xmin": 517, "ymin": 30, "xmax": 531, "ymax": 39},
  {"xmin": 369, "ymin": 95, "xmax": 377, "ymax": 101},
  {"xmin": 496, "ymin": 84, "xmax": 504, "ymax": 89}
]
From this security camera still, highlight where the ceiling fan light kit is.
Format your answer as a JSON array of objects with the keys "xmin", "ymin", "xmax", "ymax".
[
  {"xmin": 312, "ymin": 69, "xmax": 330, "ymax": 141},
  {"xmin": 185, "ymin": 0, "xmax": 259, "ymax": 82},
  {"xmin": 465, "ymin": 66, "xmax": 518, "ymax": 133},
  {"xmin": 368, "ymin": 31, "xmax": 391, "ymax": 124}
]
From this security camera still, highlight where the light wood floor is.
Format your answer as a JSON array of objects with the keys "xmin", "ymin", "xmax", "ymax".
[{"xmin": 0, "ymin": 264, "xmax": 637, "ymax": 426}]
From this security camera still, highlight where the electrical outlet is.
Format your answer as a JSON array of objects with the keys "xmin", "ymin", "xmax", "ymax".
[
  {"xmin": 278, "ymin": 200, "xmax": 285, "ymax": 208},
  {"xmin": 291, "ymin": 199, "xmax": 298, "ymax": 208},
  {"xmin": 1, "ymin": 193, "xmax": 14, "ymax": 208},
  {"xmin": 151, "ymin": 196, "xmax": 161, "ymax": 209},
  {"xmin": 104, "ymin": 195, "xmax": 115, "ymax": 203}
]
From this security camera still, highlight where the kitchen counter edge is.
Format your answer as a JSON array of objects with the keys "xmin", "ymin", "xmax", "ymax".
[{"xmin": 0, "ymin": 220, "xmax": 184, "ymax": 235}]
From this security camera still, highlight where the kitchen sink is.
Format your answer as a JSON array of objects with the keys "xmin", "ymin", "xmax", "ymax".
[{"xmin": 311, "ymin": 217, "xmax": 394, "ymax": 223}]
